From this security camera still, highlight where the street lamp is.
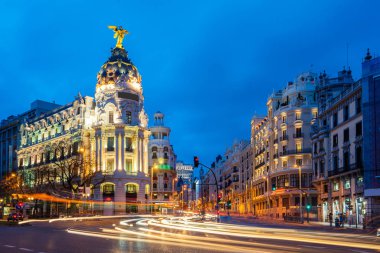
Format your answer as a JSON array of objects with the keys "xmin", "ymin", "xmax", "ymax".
[{"xmin": 296, "ymin": 164, "xmax": 303, "ymax": 223}]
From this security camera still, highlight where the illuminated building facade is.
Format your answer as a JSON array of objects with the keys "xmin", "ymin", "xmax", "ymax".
[
  {"xmin": 148, "ymin": 112, "xmax": 177, "ymax": 204},
  {"xmin": 0, "ymin": 100, "xmax": 59, "ymax": 179},
  {"xmin": 16, "ymin": 27, "xmax": 155, "ymax": 214}
]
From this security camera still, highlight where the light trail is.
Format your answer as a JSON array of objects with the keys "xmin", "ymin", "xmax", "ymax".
[{"xmin": 62, "ymin": 215, "xmax": 380, "ymax": 252}]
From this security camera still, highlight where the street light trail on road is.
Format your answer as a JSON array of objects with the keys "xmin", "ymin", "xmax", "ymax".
[{"xmin": 63, "ymin": 215, "xmax": 380, "ymax": 252}]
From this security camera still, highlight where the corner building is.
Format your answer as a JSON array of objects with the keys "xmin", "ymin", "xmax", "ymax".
[
  {"xmin": 251, "ymin": 73, "xmax": 318, "ymax": 219},
  {"xmin": 18, "ymin": 31, "xmax": 151, "ymax": 215},
  {"xmin": 91, "ymin": 46, "xmax": 150, "ymax": 214}
]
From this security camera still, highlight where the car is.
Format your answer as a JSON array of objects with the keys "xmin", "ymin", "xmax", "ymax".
[
  {"xmin": 7, "ymin": 213, "xmax": 23, "ymax": 222},
  {"xmin": 377, "ymin": 228, "xmax": 380, "ymax": 237}
]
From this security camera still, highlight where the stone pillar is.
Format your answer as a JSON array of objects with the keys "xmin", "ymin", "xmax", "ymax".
[
  {"xmin": 143, "ymin": 138, "xmax": 149, "ymax": 174},
  {"xmin": 134, "ymin": 135, "xmax": 139, "ymax": 172},
  {"xmin": 115, "ymin": 132, "xmax": 119, "ymax": 171},
  {"xmin": 121, "ymin": 132, "xmax": 125, "ymax": 171}
]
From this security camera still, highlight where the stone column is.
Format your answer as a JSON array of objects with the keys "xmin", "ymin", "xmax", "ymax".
[
  {"xmin": 121, "ymin": 132, "xmax": 125, "ymax": 171},
  {"xmin": 115, "ymin": 131, "xmax": 119, "ymax": 171}
]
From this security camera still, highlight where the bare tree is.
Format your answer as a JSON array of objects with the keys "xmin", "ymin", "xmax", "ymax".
[{"xmin": 49, "ymin": 142, "xmax": 105, "ymax": 198}]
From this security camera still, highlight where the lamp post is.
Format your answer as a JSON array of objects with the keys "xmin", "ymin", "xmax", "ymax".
[{"xmin": 297, "ymin": 164, "xmax": 303, "ymax": 223}]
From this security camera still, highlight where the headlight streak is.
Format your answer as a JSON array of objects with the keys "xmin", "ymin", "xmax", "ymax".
[
  {"xmin": 68, "ymin": 227, "xmax": 270, "ymax": 253},
  {"xmin": 65, "ymin": 216, "xmax": 380, "ymax": 252}
]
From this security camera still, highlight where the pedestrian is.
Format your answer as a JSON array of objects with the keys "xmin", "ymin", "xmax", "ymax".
[
  {"xmin": 328, "ymin": 212, "xmax": 333, "ymax": 227},
  {"xmin": 335, "ymin": 217, "xmax": 340, "ymax": 227},
  {"xmin": 339, "ymin": 213, "xmax": 344, "ymax": 228}
]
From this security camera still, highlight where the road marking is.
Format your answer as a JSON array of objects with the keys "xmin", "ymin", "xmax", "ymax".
[
  {"xmin": 298, "ymin": 245, "xmax": 326, "ymax": 249},
  {"xmin": 4, "ymin": 245, "xmax": 16, "ymax": 248},
  {"xmin": 19, "ymin": 248, "xmax": 34, "ymax": 251},
  {"xmin": 350, "ymin": 250, "xmax": 370, "ymax": 253}
]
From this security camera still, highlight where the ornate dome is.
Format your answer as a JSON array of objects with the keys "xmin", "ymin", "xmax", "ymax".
[{"xmin": 96, "ymin": 47, "xmax": 142, "ymax": 88}]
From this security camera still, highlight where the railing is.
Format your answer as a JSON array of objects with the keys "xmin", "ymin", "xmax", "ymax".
[
  {"xmin": 106, "ymin": 147, "xmax": 115, "ymax": 152},
  {"xmin": 280, "ymin": 135, "xmax": 289, "ymax": 141},
  {"xmin": 327, "ymin": 163, "xmax": 361, "ymax": 177},
  {"xmin": 293, "ymin": 133, "xmax": 304, "ymax": 138},
  {"xmin": 281, "ymin": 148, "xmax": 312, "ymax": 156},
  {"xmin": 255, "ymin": 161, "xmax": 266, "ymax": 169},
  {"xmin": 125, "ymin": 147, "xmax": 133, "ymax": 152}
]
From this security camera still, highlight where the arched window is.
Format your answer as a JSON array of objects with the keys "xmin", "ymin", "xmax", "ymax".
[
  {"xmin": 153, "ymin": 183, "xmax": 157, "ymax": 189},
  {"xmin": 126, "ymin": 111, "xmax": 132, "ymax": 124},
  {"xmin": 108, "ymin": 111, "xmax": 114, "ymax": 124}
]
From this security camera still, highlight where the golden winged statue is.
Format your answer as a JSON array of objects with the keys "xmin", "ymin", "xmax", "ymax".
[{"xmin": 108, "ymin": 26, "xmax": 129, "ymax": 49}]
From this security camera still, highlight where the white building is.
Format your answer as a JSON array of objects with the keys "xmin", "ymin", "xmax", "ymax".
[{"xmin": 149, "ymin": 112, "xmax": 177, "ymax": 205}]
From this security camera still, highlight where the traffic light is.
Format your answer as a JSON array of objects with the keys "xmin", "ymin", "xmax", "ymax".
[
  {"xmin": 272, "ymin": 183, "xmax": 276, "ymax": 191},
  {"xmin": 193, "ymin": 156, "xmax": 199, "ymax": 168},
  {"xmin": 227, "ymin": 200, "xmax": 232, "ymax": 209},
  {"xmin": 306, "ymin": 204, "xmax": 311, "ymax": 211},
  {"xmin": 217, "ymin": 194, "xmax": 222, "ymax": 203}
]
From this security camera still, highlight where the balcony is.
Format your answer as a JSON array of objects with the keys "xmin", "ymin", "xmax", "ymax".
[
  {"xmin": 293, "ymin": 133, "xmax": 304, "ymax": 138},
  {"xmin": 280, "ymin": 148, "xmax": 312, "ymax": 156},
  {"xmin": 273, "ymin": 139, "xmax": 278, "ymax": 144},
  {"xmin": 125, "ymin": 147, "xmax": 133, "ymax": 152},
  {"xmin": 273, "ymin": 153, "xmax": 278, "ymax": 159},
  {"xmin": 106, "ymin": 147, "xmax": 115, "ymax": 152},
  {"xmin": 280, "ymin": 135, "xmax": 289, "ymax": 141},
  {"xmin": 125, "ymin": 192, "xmax": 137, "ymax": 199},
  {"xmin": 255, "ymin": 161, "xmax": 266, "ymax": 169},
  {"xmin": 327, "ymin": 163, "xmax": 361, "ymax": 177}
]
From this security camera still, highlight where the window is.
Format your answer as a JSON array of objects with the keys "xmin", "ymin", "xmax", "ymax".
[
  {"xmin": 103, "ymin": 184, "xmax": 114, "ymax": 194},
  {"xmin": 126, "ymin": 111, "xmax": 132, "ymax": 124},
  {"xmin": 282, "ymin": 115, "xmax": 286, "ymax": 123},
  {"xmin": 312, "ymin": 111, "xmax": 318, "ymax": 119},
  {"xmin": 343, "ymin": 105, "xmax": 349, "ymax": 121},
  {"xmin": 333, "ymin": 156, "xmax": 338, "ymax": 170},
  {"xmin": 356, "ymin": 121, "xmax": 362, "ymax": 137},
  {"xmin": 109, "ymin": 111, "xmax": 114, "ymax": 124},
  {"xmin": 343, "ymin": 128, "xmax": 349, "ymax": 143},
  {"xmin": 282, "ymin": 129, "xmax": 287, "ymax": 139},
  {"xmin": 125, "ymin": 159, "xmax": 133, "ymax": 173},
  {"xmin": 333, "ymin": 134, "xmax": 338, "ymax": 147},
  {"xmin": 343, "ymin": 151, "xmax": 350, "ymax": 169},
  {"xmin": 356, "ymin": 177, "xmax": 363, "ymax": 187},
  {"xmin": 344, "ymin": 179, "xmax": 351, "ymax": 189},
  {"xmin": 106, "ymin": 158, "xmax": 114, "ymax": 173},
  {"xmin": 319, "ymin": 160, "xmax": 325, "ymax": 175},
  {"xmin": 296, "ymin": 159, "xmax": 303, "ymax": 166},
  {"xmin": 295, "ymin": 112, "xmax": 301, "ymax": 120},
  {"xmin": 356, "ymin": 146, "xmax": 363, "ymax": 168},
  {"xmin": 107, "ymin": 137, "xmax": 114, "ymax": 151},
  {"xmin": 296, "ymin": 143, "xmax": 302, "ymax": 153},
  {"xmin": 126, "ymin": 184, "xmax": 137, "ymax": 193},
  {"xmin": 125, "ymin": 137, "xmax": 132, "ymax": 151},
  {"xmin": 314, "ymin": 143, "xmax": 318, "ymax": 154},
  {"xmin": 333, "ymin": 182, "xmax": 339, "ymax": 191},
  {"xmin": 356, "ymin": 97, "xmax": 361, "ymax": 114},
  {"xmin": 295, "ymin": 127, "xmax": 302, "ymax": 138},
  {"xmin": 282, "ymin": 160, "xmax": 288, "ymax": 168},
  {"xmin": 333, "ymin": 113, "xmax": 338, "ymax": 127}
]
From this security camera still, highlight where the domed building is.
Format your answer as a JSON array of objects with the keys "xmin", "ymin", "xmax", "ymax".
[
  {"xmin": 89, "ymin": 29, "xmax": 151, "ymax": 214},
  {"xmin": 17, "ymin": 26, "xmax": 155, "ymax": 216}
]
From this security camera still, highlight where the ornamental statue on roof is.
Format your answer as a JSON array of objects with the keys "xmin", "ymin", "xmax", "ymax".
[{"xmin": 108, "ymin": 25, "xmax": 129, "ymax": 49}]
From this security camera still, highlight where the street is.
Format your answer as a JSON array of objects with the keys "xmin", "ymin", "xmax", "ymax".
[{"xmin": 0, "ymin": 215, "xmax": 379, "ymax": 253}]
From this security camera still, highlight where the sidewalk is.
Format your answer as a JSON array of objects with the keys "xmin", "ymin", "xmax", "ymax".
[{"xmin": 219, "ymin": 214, "xmax": 376, "ymax": 234}]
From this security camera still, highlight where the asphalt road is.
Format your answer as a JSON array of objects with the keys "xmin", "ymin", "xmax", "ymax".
[{"xmin": 0, "ymin": 215, "xmax": 379, "ymax": 253}]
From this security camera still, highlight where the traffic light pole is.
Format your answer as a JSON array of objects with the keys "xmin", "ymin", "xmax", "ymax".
[{"xmin": 194, "ymin": 157, "xmax": 220, "ymax": 222}]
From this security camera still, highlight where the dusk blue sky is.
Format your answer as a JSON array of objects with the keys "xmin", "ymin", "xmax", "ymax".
[{"xmin": 1, "ymin": 0, "xmax": 380, "ymax": 166}]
